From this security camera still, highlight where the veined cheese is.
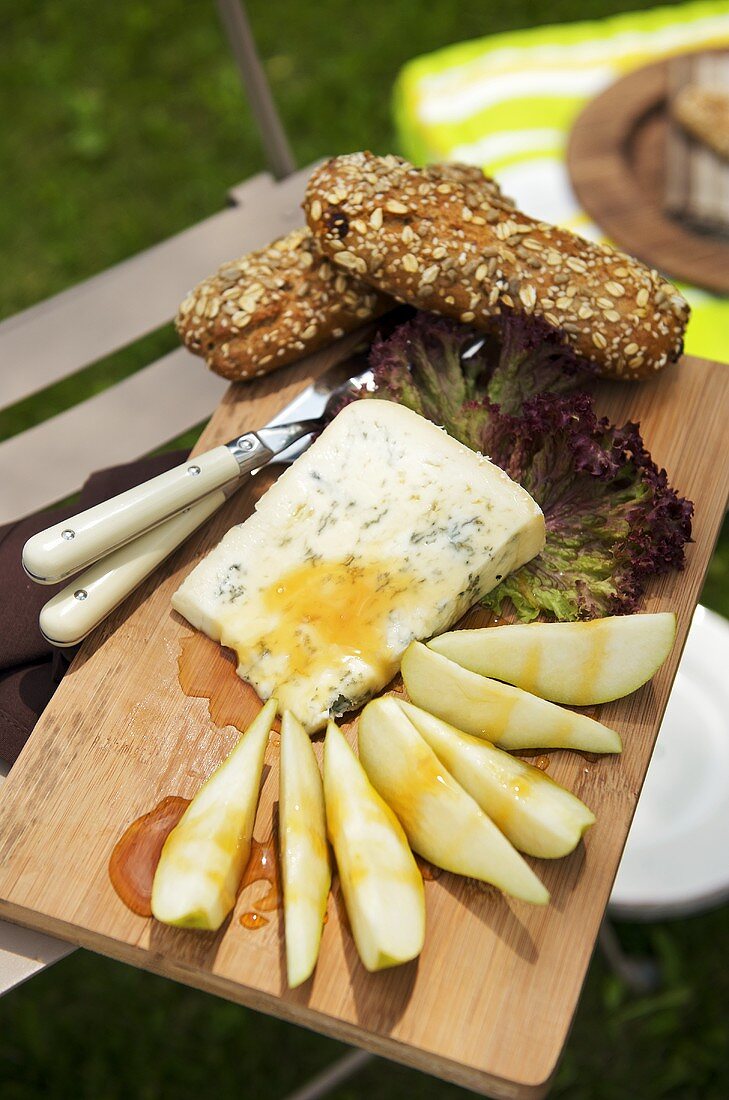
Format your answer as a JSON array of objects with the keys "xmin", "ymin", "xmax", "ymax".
[{"xmin": 172, "ymin": 400, "xmax": 545, "ymax": 732}]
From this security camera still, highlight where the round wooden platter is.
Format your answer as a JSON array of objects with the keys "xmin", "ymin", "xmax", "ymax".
[{"xmin": 567, "ymin": 54, "xmax": 729, "ymax": 294}]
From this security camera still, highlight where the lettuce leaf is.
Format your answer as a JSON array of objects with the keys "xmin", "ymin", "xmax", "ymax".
[{"xmin": 370, "ymin": 313, "xmax": 693, "ymax": 621}]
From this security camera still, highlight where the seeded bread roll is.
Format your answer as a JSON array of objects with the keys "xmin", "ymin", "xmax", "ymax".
[
  {"xmin": 672, "ymin": 85, "xmax": 729, "ymax": 160},
  {"xmin": 176, "ymin": 228, "xmax": 390, "ymax": 382},
  {"xmin": 177, "ymin": 162, "xmax": 513, "ymax": 382},
  {"xmin": 305, "ymin": 152, "xmax": 689, "ymax": 380}
]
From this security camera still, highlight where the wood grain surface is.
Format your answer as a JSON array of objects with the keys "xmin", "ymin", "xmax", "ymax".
[
  {"xmin": 0, "ymin": 337, "xmax": 727, "ymax": 1099},
  {"xmin": 567, "ymin": 54, "xmax": 729, "ymax": 295}
]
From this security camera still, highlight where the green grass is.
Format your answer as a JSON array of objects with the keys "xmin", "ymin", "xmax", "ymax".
[
  {"xmin": 0, "ymin": 905, "xmax": 727, "ymax": 1100},
  {"xmin": 1, "ymin": 0, "xmax": 727, "ymax": 1097},
  {"xmin": 2, "ymin": 0, "xmax": 687, "ymax": 321}
]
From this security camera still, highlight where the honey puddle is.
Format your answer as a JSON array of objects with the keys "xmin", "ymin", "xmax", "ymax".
[
  {"xmin": 178, "ymin": 631, "xmax": 279, "ymax": 733},
  {"xmin": 108, "ymin": 796, "xmax": 190, "ymax": 917},
  {"xmin": 240, "ymin": 912, "xmax": 268, "ymax": 929},
  {"xmin": 109, "ymin": 805, "xmax": 281, "ymax": 931},
  {"xmin": 239, "ymin": 839, "xmax": 282, "ymax": 930},
  {"xmin": 108, "ymin": 629, "xmax": 284, "ymax": 922}
]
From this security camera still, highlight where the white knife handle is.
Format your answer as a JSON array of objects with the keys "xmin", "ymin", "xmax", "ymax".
[
  {"xmin": 39, "ymin": 491, "xmax": 227, "ymax": 647},
  {"xmin": 23, "ymin": 439, "xmax": 266, "ymax": 584}
]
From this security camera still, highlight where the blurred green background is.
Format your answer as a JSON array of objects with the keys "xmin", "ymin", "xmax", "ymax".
[{"xmin": 1, "ymin": 1, "xmax": 727, "ymax": 1097}]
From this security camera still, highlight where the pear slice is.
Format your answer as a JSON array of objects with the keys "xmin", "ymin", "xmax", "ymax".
[
  {"xmin": 398, "ymin": 700, "xmax": 595, "ymax": 858},
  {"xmin": 358, "ymin": 696, "xmax": 549, "ymax": 904},
  {"xmin": 279, "ymin": 711, "xmax": 331, "ymax": 988},
  {"xmin": 402, "ymin": 642, "xmax": 621, "ymax": 753},
  {"xmin": 323, "ymin": 720, "xmax": 425, "ymax": 971},
  {"xmin": 151, "ymin": 699, "xmax": 277, "ymax": 930},
  {"xmin": 429, "ymin": 613, "xmax": 676, "ymax": 706}
]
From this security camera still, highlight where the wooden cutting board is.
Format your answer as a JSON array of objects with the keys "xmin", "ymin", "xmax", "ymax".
[{"xmin": 0, "ymin": 337, "xmax": 728, "ymax": 1100}]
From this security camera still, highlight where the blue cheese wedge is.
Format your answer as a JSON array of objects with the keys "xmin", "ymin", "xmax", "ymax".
[{"xmin": 172, "ymin": 400, "xmax": 545, "ymax": 732}]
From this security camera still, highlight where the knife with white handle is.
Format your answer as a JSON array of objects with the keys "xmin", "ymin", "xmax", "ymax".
[
  {"xmin": 38, "ymin": 491, "xmax": 229, "ymax": 647},
  {"xmin": 22, "ymin": 423, "xmax": 319, "ymax": 584}
]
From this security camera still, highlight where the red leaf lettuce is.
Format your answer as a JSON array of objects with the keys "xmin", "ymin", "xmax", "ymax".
[{"xmin": 370, "ymin": 312, "xmax": 693, "ymax": 621}]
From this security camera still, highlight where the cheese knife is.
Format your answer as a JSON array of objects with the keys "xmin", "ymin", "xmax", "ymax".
[{"xmin": 32, "ymin": 361, "xmax": 375, "ymax": 646}]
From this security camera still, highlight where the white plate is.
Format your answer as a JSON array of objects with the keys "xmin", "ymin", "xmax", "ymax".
[{"xmin": 610, "ymin": 605, "xmax": 729, "ymax": 919}]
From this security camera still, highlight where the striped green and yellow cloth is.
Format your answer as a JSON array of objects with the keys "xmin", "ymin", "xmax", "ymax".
[{"xmin": 394, "ymin": 0, "xmax": 729, "ymax": 362}]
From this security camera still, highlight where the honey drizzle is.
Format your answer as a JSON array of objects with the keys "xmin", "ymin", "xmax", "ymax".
[{"xmin": 216, "ymin": 558, "xmax": 426, "ymax": 712}]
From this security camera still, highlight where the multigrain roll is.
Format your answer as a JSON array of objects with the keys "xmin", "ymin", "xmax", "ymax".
[
  {"xmin": 177, "ymin": 162, "xmax": 514, "ymax": 383},
  {"xmin": 304, "ymin": 152, "xmax": 690, "ymax": 380},
  {"xmin": 176, "ymin": 227, "xmax": 390, "ymax": 382}
]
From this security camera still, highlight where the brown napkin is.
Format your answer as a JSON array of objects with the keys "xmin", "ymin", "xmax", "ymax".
[{"xmin": 0, "ymin": 450, "xmax": 186, "ymax": 768}]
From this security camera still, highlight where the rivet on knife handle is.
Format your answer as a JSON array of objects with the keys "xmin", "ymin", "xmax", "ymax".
[{"xmin": 22, "ymin": 436, "xmax": 271, "ymax": 584}]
